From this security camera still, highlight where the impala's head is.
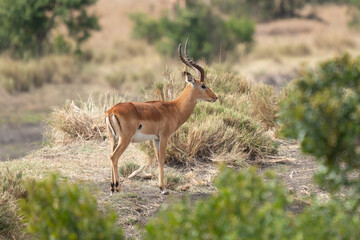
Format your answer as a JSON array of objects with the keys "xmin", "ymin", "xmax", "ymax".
[{"xmin": 178, "ymin": 39, "xmax": 218, "ymax": 103}]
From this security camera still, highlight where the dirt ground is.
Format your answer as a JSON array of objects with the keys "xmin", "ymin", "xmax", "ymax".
[
  {"xmin": 0, "ymin": 123, "xmax": 43, "ymax": 160},
  {"xmin": 0, "ymin": 137, "xmax": 322, "ymax": 238}
]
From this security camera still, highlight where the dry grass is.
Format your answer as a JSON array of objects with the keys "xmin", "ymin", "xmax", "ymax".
[
  {"xmin": 105, "ymin": 67, "xmax": 155, "ymax": 91},
  {"xmin": 47, "ymin": 93, "xmax": 125, "ymax": 144},
  {"xmin": 0, "ymin": 169, "xmax": 27, "ymax": 240},
  {"xmin": 249, "ymin": 83, "xmax": 278, "ymax": 129},
  {"xmin": 164, "ymin": 170, "xmax": 183, "ymax": 190},
  {"xmin": 313, "ymin": 34, "xmax": 357, "ymax": 52},
  {"xmin": 119, "ymin": 162, "xmax": 140, "ymax": 178},
  {"xmin": 0, "ymin": 56, "xmax": 82, "ymax": 93},
  {"xmin": 252, "ymin": 42, "xmax": 312, "ymax": 59}
]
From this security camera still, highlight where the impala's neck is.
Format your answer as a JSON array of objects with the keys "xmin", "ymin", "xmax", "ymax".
[{"xmin": 172, "ymin": 84, "xmax": 198, "ymax": 128}]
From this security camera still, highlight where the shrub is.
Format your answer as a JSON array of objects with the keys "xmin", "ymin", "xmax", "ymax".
[
  {"xmin": 145, "ymin": 167, "xmax": 360, "ymax": 240},
  {"xmin": 278, "ymin": 53, "xmax": 360, "ymax": 203},
  {"xmin": 20, "ymin": 174, "xmax": 123, "ymax": 240},
  {"xmin": 294, "ymin": 198, "xmax": 360, "ymax": 239},
  {"xmin": 130, "ymin": 1, "xmax": 254, "ymax": 60},
  {"xmin": 145, "ymin": 167, "xmax": 291, "ymax": 240}
]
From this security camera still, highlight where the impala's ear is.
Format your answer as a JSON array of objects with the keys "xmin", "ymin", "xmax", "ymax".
[{"xmin": 183, "ymin": 71, "xmax": 195, "ymax": 84}]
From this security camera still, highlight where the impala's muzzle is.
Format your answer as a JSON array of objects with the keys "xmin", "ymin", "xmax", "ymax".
[{"xmin": 210, "ymin": 96, "xmax": 218, "ymax": 102}]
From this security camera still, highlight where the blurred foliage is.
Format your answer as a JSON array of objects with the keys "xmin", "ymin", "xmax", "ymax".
[
  {"xmin": 348, "ymin": 0, "xmax": 360, "ymax": 30},
  {"xmin": 130, "ymin": 0, "xmax": 254, "ymax": 60},
  {"xmin": 145, "ymin": 167, "xmax": 360, "ymax": 240},
  {"xmin": 295, "ymin": 197, "xmax": 360, "ymax": 239},
  {"xmin": 145, "ymin": 168, "xmax": 291, "ymax": 240},
  {"xmin": 279, "ymin": 54, "xmax": 360, "ymax": 206},
  {"xmin": 0, "ymin": 0, "xmax": 100, "ymax": 58},
  {"xmin": 20, "ymin": 174, "xmax": 123, "ymax": 240},
  {"xmin": 52, "ymin": 34, "xmax": 72, "ymax": 55}
]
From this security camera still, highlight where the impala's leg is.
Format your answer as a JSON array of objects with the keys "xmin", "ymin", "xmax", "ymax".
[
  {"xmin": 110, "ymin": 137, "xmax": 131, "ymax": 194},
  {"xmin": 106, "ymin": 123, "xmax": 117, "ymax": 193},
  {"xmin": 153, "ymin": 139, "xmax": 160, "ymax": 162},
  {"xmin": 158, "ymin": 136, "xmax": 169, "ymax": 195}
]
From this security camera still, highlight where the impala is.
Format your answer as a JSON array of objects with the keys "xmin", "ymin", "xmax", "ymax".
[{"xmin": 105, "ymin": 39, "xmax": 218, "ymax": 195}]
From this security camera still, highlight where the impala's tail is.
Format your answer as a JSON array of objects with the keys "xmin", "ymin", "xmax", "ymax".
[{"xmin": 105, "ymin": 113, "xmax": 122, "ymax": 141}]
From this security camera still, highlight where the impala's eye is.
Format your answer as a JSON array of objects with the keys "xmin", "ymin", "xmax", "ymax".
[{"xmin": 201, "ymin": 84, "xmax": 206, "ymax": 89}]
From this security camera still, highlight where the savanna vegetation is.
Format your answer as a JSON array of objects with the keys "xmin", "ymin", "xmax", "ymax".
[
  {"xmin": 1, "ymin": 0, "xmax": 360, "ymax": 239},
  {"xmin": 0, "ymin": 0, "xmax": 100, "ymax": 58},
  {"xmin": 130, "ymin": 0, "xmax": 255, "ymax": 60}
]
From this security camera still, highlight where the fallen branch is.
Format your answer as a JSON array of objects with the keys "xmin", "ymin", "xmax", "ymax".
[
  {"xmin": 256, "ymin": 156, "xmax": 296, "ymax": 164},
  {"xmin": 128, "ymin": 165, "xmax": 146, "ymax": 179}
]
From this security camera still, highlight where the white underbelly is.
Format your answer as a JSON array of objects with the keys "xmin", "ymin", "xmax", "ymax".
[{"xmin": 131, "ymin": 131, "xmax": 159, "ymax": 143}]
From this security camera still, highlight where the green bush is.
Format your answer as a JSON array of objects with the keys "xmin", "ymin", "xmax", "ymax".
[
  {"xmin": 279, "ymin": 54, "xmax": 360, "ymax": 202},
  {"xmin": 20, "ymin": 174, "xmax": 123, "ymax": 240},
  {"xmin": 145, "ymin": 167, "xmax": 291, "ymax": 240},
  {"xmin": 294, "ymin": 198, "xmax": 360, "ymax": 240},
  {"xmin": 130, "ymin": 0, "xmax": 254, "ymax": 60},
  {"xmin": 145, "ymin": 167, "xmax": 360, "ymax": 240}
]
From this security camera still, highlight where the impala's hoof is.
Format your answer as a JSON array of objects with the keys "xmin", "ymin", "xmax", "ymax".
[
  {"xmin": 110, "ymin": 182, "xmax": 115, "ymax": 194},
  {"xmin": 161, "ymin": 190, "xmax": 169, "ymax": 195},
  {"xmin": 115, "ymin": 181, "xmax": 120, "ymax": 192},
  {"xmin": 160, "ymin": 187, "xmax": 169, "ymax": 195}
]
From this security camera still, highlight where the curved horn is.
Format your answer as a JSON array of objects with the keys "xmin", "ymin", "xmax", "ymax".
[
  {"xmin": 184, "ymin": 39, "xmax": 205, "ymax": 82},
  {"xmin": 178, "ymin": 42, "xmax": 199, "ymax": 75}
]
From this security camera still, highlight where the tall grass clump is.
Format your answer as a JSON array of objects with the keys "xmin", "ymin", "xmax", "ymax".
[
  {"xmin": 0, "ymin": 169, "xmax": 26, "ymax": 239},
  {"xmin": 47, "ymin": 93, "xmax": 126, "ymax": 144},
  {"xmin": 140, "ymin": 65, "xmax": 278, "ymax": 164},
  {"xmin": 20, "ymin": 174, "xmax": 123, "ymax": 239}
]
